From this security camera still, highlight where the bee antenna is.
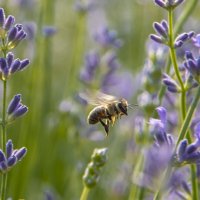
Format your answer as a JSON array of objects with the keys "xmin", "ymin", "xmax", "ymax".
[{"xmin": 128, "ymin": 104, "xmax": 138, "ymax": 109}]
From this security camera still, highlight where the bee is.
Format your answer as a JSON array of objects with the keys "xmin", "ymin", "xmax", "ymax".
[{"xmin": 80, "ymin": 91, "xmax": 134, "ymax": 135}]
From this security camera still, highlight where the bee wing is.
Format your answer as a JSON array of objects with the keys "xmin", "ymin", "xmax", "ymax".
[{"xmin": 79, "ymin": 91, "xmax": 118, "ymax": 106}]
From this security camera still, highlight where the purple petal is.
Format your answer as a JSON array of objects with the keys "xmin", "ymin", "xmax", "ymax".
[
  {"xmin": 156, "ymin": 106, "xmax": 167, "ymax": 124},
  {"xmin": 7, "ymin": 94, "xmax": 21, "ymax": 115},
  {"xmin": 6, "ymin": 139, "xmax": 13, "ymax": 158}
]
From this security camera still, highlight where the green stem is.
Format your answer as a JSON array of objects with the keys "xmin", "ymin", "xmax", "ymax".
[
  {"xmin": 1, "ymin": 80, "xmax": 7, "ymax": 200},
  {"xmin": 168, "ymin": 9, "xmax": 184, "ymax": 92},
  {"xmin": 191, "ymin": 164, "xmax": 198, "ymax": 200},
  {"xmin": 80, "ymin": 186, "xmax": 90, "ymax": 200},
  {"xmin": 176, "ymin": 86, "xmax": 200, "ymax": 148},
  {"xmin": 128, "ymin": 153, "xmax": 144, "ymax": 200}
]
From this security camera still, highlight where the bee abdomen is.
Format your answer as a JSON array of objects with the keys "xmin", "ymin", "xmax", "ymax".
[{"xmin": 87, "ymin": 106, "xmax": 107, "ymax": 124}]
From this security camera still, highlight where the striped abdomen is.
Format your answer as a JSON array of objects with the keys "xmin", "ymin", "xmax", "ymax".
[{"xmin": 87, "ymin": 106, "xmax": 108, "ymax": 124}]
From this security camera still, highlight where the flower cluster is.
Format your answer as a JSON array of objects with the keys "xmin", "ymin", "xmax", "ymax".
[
  {"xmin": 183, "ymin": 50, "xmax": 200, "ymax": 84},
  {"xmin": 79, "ymin": 26, "xmax": 135, "ymax": 100},
  {"xmin": 154, "ymin": 0, "xmax": 184, "ymax": 10},
  {"xmin": 0, "ymin": 140, "xmax": 27, "ymax": 173},
  {"xmin": 0, "ymin": 8, "xmax": 26, "ymax": 51},
  {"xmin": 176, "ymin": 123, "xmax": 200, "ymax": 166},
  {"xmin": 0, "ymin": 52, "xmax": 29, "ymax": 80},
  {"xmin": 7, "ymin": 94, "xmax": 28, "ymax": 122},
  {"xmin": 150, "ymin": 20, "xmax": 194, "ymax": 48},
  {"xmin": 83, "ymin": 148, "xmax": 108, "ymax": 188}
]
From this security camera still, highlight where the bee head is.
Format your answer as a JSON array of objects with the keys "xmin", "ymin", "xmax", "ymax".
[{"xmin": 118, "ymin": 99, "xmax": 128, "ymax": 115}]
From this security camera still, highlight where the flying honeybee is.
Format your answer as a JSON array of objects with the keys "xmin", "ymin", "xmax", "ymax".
[{"xmin": 80, "ymin": 91, "xmax": 135, "ymax": 135}]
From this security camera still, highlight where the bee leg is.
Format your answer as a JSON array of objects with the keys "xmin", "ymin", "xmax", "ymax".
[{"xmin": 99, "ymin": 119, "xmax": 109, "ymax": 135}]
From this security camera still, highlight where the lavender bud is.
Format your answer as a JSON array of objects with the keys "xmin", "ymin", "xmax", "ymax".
[
  {"xmin": 10, "ymin": 59, "xmax": 21, "ymax": 73},
  {"xmin": 19, "ymin": 59, "xmax": 30, "ymax": 71},
  {"xmin": 0, "ymin": 57, "xmax": 7, "ymax": 69},
  {"xmin": 153, "ymin": 22, "xmax": 168, "ymax": 38},
  {"xmin": 150, "ymin": 34, "xmax": 164, "ymax": 44},
  {"xmin": 91, "ymin": 148, "xmax": 108, "ymax": 167},
  {"xmin": 6, "ymin": 52, "xmax": 14, "ymax": 67},
  {"xmin": 185, "ymin": 51, "xmax": 194, "ymax": 60},
  {"xmin": 15, "ymin": 30, "xmax": 25, "ymax": 41},
  {"xmin": 186, "ymin": 144, "xmax": 197, "ymax": 154},
  {"xmin": 163, "ymin": 74, "xmax": 179, "ymax": 93},
  {"xmin": 192, "ymin": 34, "xmax": 200, "ymax": 48},
  {"xmin": 177, "ymin": 139, "xmax": 187, "ymax": 159},
  {"xmin": 4, "ymin": 15, "xmax": 15, "ymax": 31},
  {"xmin": 12, "ymin": 105, "xmax": 28, "ymax": 119},
  {"xmin": 156, "ymin": 106, "xmax": 167, "ymax": 124},
  {"xmin": 188, "ymin": 31, "xmax": 195, "ymax": 38},
  {"xmin": 0, "ymin": 150, "xmax": 6, "ymax": 163},
  {"xmin": 0, "ymin": 161, "xmax": 7, "ymax": 172},
  {"xmin": 83, "ymin": 170, "xmax": 99, "ymax": 188},
  {"xmin": 0, "ymin": 58, "xmax": 8, "ymax": 78},
  {"xmin": 8, "ymin": 27, "xmax": 17, "ymax": 41},
  {"xmin": 42, "ymin": 26, "xmax": 57, "ymax": 37},
  {"xmin": 154, "ymin": 0, "xmax": 167, "ymax": 8},
  {"xmin": 161, "ymin": 20, "xmax": 168, "ymax": 32},
  {"xmin": 7, "ymin": 94, "xmax": 21, "ymax": 115},
  {"xmin": 167, "ymin": 86, "xmax": 179, "ymax": 93},
  {"xmin": 7, "ymin": 156, "xmax": 17, "ymax": 167},
  {"xmin": 174, "ymin": 40, "xmax": 184, "ymax": 48},
  {"xmin": 6, "ymin": 139, "xmax": 13, "ymax": 158},
  {"xmin": 15, "ymin": 147, "xmax": 27, "ymax": 161},
  {"xmin": 175, "ymin": 33, "xmax": 188, "ymax": 42},
  {"xmin": 186, "ymin": 59, "xmax": 197, "ymax": 74},
  {"xmin": 186, "ymin": 152, "xmax": 200, "ymax": 163},
  {"xmin": 0, "ymin": 8, "xmax": 5, "ymax": 27}
]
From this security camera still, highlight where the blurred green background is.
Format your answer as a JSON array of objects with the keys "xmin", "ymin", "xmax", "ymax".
[{"xmin": 0, "ymin": 0, "xmax": 199, "ymax": 199}]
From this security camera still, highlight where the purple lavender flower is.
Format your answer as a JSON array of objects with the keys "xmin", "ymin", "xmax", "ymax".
[
  {"xmin": 7, "ymin": 94, "xmax": 28, "ymax": 121},
  {"xmin": 162, "ymin": 73, "xmax": 180, "ymax": 93},
  {"xmin": 192, "ymin": 34, "xmax": 200, "ymax": 48},
  {"xmin": 80, "ymin": 51, "xmax": 100, "ymax": 83},
  {"xmin": 74, "ymin": 0, "xmax": 95, "ymax": 13},
  {"xmin": 0, "ymin": 8, "xmax": 27, "ymax": 50},
  {"xmin": 150, "ymin": 20, "xmax": 169, "ymax": 45},
  {"xmin": 0, "ymin": 139, "xmax": 27, "ymax": 173},
  {"xmin": 174, "ymin": 31, "xmax": 195, "ymax": 48},
  {"xmin": 154, "ymin": 0, "xmax": 184, "ymax": 9},
  {"xmin": 0, "ymin": 52, "xmax": 29, "ymax": 80},
  {"xmin": 183, "ymin": 51, "xmax": 200, "ymax": 83},
  {"xmin": 94, "ymin": 26, "xmax": 122, "ymax": 48},
  {"xmin": 42, "ymin": 26, "xmax": 57, "ymax": 37},
  {"xmin": 176, "ymin": 122, "xmax": 200, "ymax": 165},
  {"xmin": 149, "ymin": 106, "xmax": 174, "ymax": 146}
]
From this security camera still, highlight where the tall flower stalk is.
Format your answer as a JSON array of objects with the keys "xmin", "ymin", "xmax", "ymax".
[
  {"xmin": 0, "ymin": 8, "xmax": 29, "ymax": 199},
  {"xmin": 150, "ymin": 0, "xmax": 199, "ymax": 199}
]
